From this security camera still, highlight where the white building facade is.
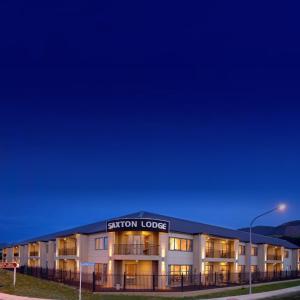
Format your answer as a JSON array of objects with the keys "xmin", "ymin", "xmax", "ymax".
[{"xmin": 2, "ymin": 211, "xmax": 300, "ymax": 290}]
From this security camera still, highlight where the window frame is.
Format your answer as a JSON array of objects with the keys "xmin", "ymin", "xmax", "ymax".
[
  {"xmin": 239, "ymin": 245, "xmax": 246, "ymax": 255},
  {"xmin": 95, "ymin": 237, "xmax": 108, "ymax": 250},
  {"xmin": 169, "ymin": 264, "xmax": 192, "ymax": 275},
  {"xmin": 169, "ymin": 237, "xmax": 193, "ymax": 252}
]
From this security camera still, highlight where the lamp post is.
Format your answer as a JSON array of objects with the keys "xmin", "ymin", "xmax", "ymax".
[{"xmin": 248, "ymin": 204, "xmax": 286, "ymax": 294}]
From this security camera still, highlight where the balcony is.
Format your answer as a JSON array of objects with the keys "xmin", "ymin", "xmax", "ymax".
[
  {"xmin": 114, "ymin": 244, "xmax": 159, "ymax": 256},
  {"xmin": 205, "ymin": 249, "xmax": 235, "ymax": 259},
  {"xmin": 29, "ymin": 251, "xmax": 39, "ymax": 256},
  {"xmin": 58, "ymin": 248, "xmax": 77, "ymax": 256},
  {"xmin": 267, "ymin": 254, "xmax": 282, "ymax": 261}
]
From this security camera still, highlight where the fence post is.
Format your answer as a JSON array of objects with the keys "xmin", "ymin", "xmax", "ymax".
[
  {"xmin": 123, "ymin": 272, "xmax": 126, "ymax": 291},
  {"xmin": 227, "ymin": 270, "xmax": 230, "ymax": 285},
  {"xmin": 181, "ymin": 273, "xmax": 184, "ymax": 292},
  {"xmin": 152, "ymin": 274, "xmax": 155, "ymax": 291},
  {"xmin": 199, "ymin": 272, "xmax": 201, "ymax": 288},
  {"xmin": 92, "ymin": 272, "xmax": 96, "ymax": 292}
]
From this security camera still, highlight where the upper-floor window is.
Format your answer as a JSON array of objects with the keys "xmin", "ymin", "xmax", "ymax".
[
  {"xmin": 169, "ymin": 237, "xmax": 193, "ymax": 252},
  {"xmin": 251, "ymin": 246, "xmax": 258, "ymax": 256},
  {"xmin": 285, "ymin": 250, "xmax": 289, "ymax": 258},
  {"xmin": 46, "ymin": 244, "xmax": 49, "ymax": 253},
  {"xmin": 239, "ymin": 245, "xmax": 246, "ymax": 255},
  {"xmin": 95, "ymin": 237, "xmax": 108, "ymax": 250}
]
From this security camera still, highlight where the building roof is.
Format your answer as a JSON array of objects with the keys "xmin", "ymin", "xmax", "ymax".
[{"xmin": 7, "ymin": 211, "xmax": 299, "ymax": 249}]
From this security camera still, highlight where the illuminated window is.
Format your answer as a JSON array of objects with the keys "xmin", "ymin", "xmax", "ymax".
[
  {"xmin": 251, "ymin": 246, "xmax": 258, "ymax": 256},
  {"xmin": 285, "ymin": 250, "xmax": 289, "ymax": 258},
  {"xmin": 169, "ymin": 265, "xmax": 192, "ymax": 275},
  {"xmin": 169, "ymin": 238, "xmax": 193, "ymax": 252},
  {"xmin": 175, "ymin": 238, "xmax": 181, "ymax": 251},
  {"xmin": 238, "ymin": 265, "xmax": 245, "ymax": 273},
  {"xmin": 181, "ymin": 239, "xmax": 187, "ymax": 251},
  {"xmin": 239, "ymin": 245, "xmax": 246, "ymax": 255},
  {"xmin": 169, "ymin": 238, "xmax": 175, "ymax": 250},
  {"xmin": 251, "ymin": 265, "xmax": 258, "ymax": 273},
  {"xmin": 95, "ymin": 237, "xmax": 108, "ymax": 250}
]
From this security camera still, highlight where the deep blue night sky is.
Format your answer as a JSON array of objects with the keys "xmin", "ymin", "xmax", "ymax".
[{"xmin": 1, "ymin": 1, "xmax": 300, "ymax": 243}]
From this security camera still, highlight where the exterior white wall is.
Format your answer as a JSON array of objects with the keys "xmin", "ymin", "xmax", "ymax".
[
  {"xmin": 46, "ymin": 241, "xmax": 55, "ymax": 269},
  {"xmin": 283, "ymin": 249, "xmax": 293, "ymax": 271},
  {"xmin": 20, "ymin": 245, "xmax": 28, "ymax": 266},
  {"xmin": 4, "ymin": 229, "xmax": 300, "ymax": 277},
  {"xmin": 40, "ymin": 242, "xmax": 47, "ymax": 268},
  {"xmin": 7, "ymin": 247, "xmax": 13, "ymax": 262},
  {"xmin": 86, "ymin": 232, "xmax": 109, "ymax": 273}
]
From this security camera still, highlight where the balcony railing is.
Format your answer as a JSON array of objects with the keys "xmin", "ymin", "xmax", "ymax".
[
  {"xmin": 29, "ymin": 251, "xmax": 39, "ymax": 256},
  {"xmin": 114, "ymin": 244, "xmax": 159, "ymax": 256},
  {"xmin": 267, "ymin": 254, "xmax": 282, "ymax": 260},
  {"xmin": 205, "ymin": 249, "xmax": 235, "ymax": 259},
  {"xmin": 58, "ymin": 248, "xmax": 77, "ymax": 256}
]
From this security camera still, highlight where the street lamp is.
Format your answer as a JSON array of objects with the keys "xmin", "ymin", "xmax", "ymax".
[{"xmin": 248, "ymin": 203, "xmax": 286, "ymax": 294}]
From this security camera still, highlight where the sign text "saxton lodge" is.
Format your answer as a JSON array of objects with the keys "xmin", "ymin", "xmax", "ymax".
[{"xmin": 106, "ymin": 218, "xmax": 169, "ymax": 233}]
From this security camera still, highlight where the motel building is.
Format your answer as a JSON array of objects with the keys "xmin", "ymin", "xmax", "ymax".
[{"xmin": 2, "ymin": 211, "xmax": 300, "ymax": 291}]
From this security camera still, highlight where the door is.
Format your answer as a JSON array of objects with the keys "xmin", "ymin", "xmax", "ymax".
[
  {"xmin": 125, "ymin": 264, "xmax": 137, "ymax": 285},
  {"xmin": 132, "ymin": 235, "xmax": 142, "ymax": 255},
  {"xmin": 219, "ymin": 264, "xmax": 230, "ymax": 283},
  {"xmin": 205, "ymin": 264, "xmax": 214, "ymax": 284}
]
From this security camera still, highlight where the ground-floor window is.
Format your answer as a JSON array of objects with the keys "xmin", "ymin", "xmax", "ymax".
[
  {"xmin": 238, "ymin": 265, "xmax": 245, "ymax": 273},
  {"xmin": 168, "ymin": 265, "xmax": 193, "ymax": 286},
  {"xmin": 95, "ymin": 263, "xmax": 108, "ymax": 284},
  {"xmin": 251, "ymin": 265, "xmax": 258, "ymax": 273},
  {"xmin": 169, "ymin": 265, "xmax": 192, "ymax": 275}
]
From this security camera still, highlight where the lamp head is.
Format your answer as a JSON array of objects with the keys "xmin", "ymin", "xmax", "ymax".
[{"xmin": 277, "ymin": 203, "xmax": 286, "ymax": 212}]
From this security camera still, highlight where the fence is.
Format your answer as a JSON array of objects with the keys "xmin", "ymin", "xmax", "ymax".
[{"xmin": 17, "ymin": 267, "xmax": 300, "ymax": 292}]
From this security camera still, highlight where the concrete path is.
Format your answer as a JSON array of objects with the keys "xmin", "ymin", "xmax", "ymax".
[
  {"xmin": 204, "ymin": 284, "xmax": 300, "ymax": 299},
  {"xmin": 0, "ymin": 285, "xmax": 299, "ymax": 300},
  {"xmin": 0, "ymin": 294, "xmax": 51, "ymax": 300}
]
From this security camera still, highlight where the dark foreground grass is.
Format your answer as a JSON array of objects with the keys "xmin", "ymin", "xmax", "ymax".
[{"xmin": 0, "ymin": 270, "xmax": 300, "ymax": 300}]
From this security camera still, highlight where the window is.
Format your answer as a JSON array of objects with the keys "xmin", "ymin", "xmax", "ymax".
[
  {"xmin": 239, "ymin": 245, "xmax": 246, "ymax": 255},
  {"xmin": 95, "ymin": 263, "xmax": 107, "ymax": 274},
  {"xmin": 251, "ymin": 265, "xmax": 258, "ymax": 273},
  {"xmin": 251, "ymin": 246, "xmax": 258, "ymax": 256},
  {"xmin": 238, "ymin": 265, "xmax": 246, "ymax": 273},
  {"xmin": 95, "ymin": 263, "xmax": 108, "ymax": 283},
  {"xmin": 169, "ymin": 265, "xmax": 192, "ymax": 275},
  {"xmin": 46, "ymin": 244, "xmax": 49, "ymax": 253},
  {"xmin": 169, "ymin": 237, "xmax": 193, "ymax": 252},
  {"xmin": 285, "ymin": 250, "xmax": 289, "ymax": 258},
  {"xmin": 95, "ymin": 237, "xmax": 108, "ymax": 250}
]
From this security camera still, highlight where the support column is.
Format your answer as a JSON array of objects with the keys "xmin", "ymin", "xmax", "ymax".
[
  {"xmin": 258, "ymin": 244, "xmax": 267, "ymax": 273},
  {"xmin": 233, "ymin": 240, "xmax": 239, "ymax": 283},
  {"xmin": 245, "ymin": 243, "xmax": 251, "ymax": 273},
  {"xmin": 199, "ymin": 234, "xmax": 207, "ymax": 284},
  {"xmin": 107, "ymin": 232, "xmax": 115, "ymax": 288},
  {"xmin": 158, "ymin": 232, "xmax": 168, "ymax": 289}
]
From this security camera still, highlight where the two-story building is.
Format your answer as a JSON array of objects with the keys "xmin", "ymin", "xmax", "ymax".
[{"xmin": 2, "ymin": 211, "xmax": 299, "ymax": 290}]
